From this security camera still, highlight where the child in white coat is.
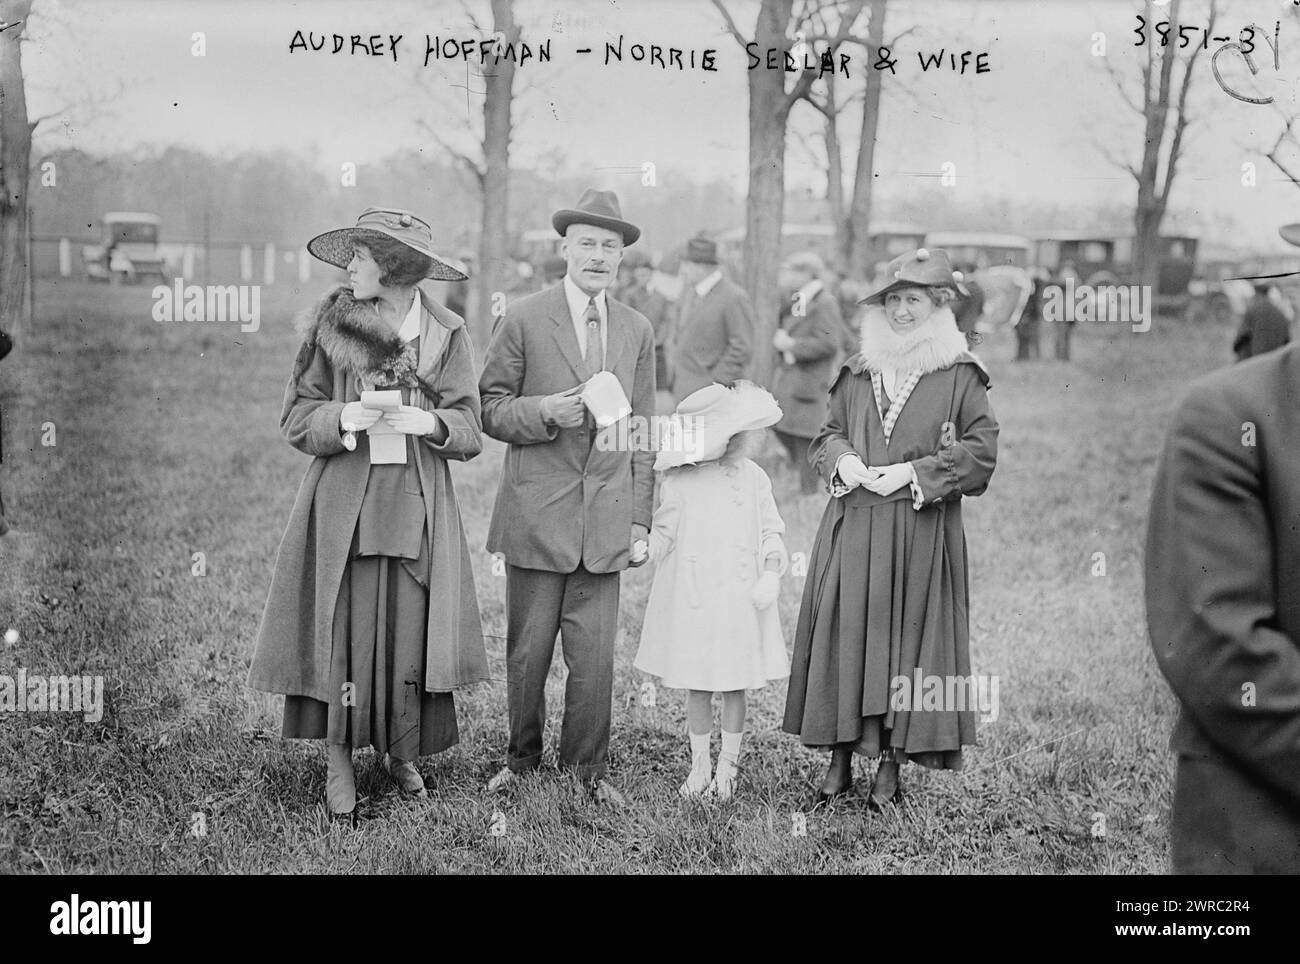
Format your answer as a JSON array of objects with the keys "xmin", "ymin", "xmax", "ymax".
[{"xmin": 634, "ymin": 383, "xmax": 790, "ymax": 799}]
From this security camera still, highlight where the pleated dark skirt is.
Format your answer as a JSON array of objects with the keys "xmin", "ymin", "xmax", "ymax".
[
  {"xmin": 782, "ymin": 495, "xmax": 976, "ymax": 770},
  {"xmin": 282, "ymin": 550, "xmax": 458, "ymax": 759}
]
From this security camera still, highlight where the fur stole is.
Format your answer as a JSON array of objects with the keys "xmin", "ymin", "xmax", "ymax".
[
  {"xmin": 856, "ymin": 305, "xmax": 971, "ymax": 377},
  {"xmin": 295, "ymin": 286, "xmax": 419, "ymax": 387}
]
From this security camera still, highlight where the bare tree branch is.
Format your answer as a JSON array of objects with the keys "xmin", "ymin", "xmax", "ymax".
[
  {"xmin": 783, "ymin": 0, "xmax": 867, "ymax": 111},
  {"xmin": 1103, "ymin": 57, "xmax": 1143, "ymax": 116},
  {"xmin": 1159, "ymin": 0, "xmax": 1215, "ymax": 211},
  {"xmin": 711, "ymin": 0, "xmax": 748, "ymax": 48},
  {"xmin": 416, "ymin": 119, "xmax": 486, "ymax": 187}
]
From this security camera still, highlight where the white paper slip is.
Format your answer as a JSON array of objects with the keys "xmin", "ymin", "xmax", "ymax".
[
  {"xmin": 360, "ymin": 390, "xmax": 407, "ymax": 465},
  {"xmin": 580, "ymin": 370, "xmax": 632, "ymax": 428}
]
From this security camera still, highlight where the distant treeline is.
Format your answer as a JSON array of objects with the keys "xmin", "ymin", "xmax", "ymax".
[
  {"xmin": 28, "ymin": 144, "xmax": 1150, "ymax": 265},
  {"xmin": 27, "ymin": 146, "xmax": 747, "ymax": 262}
]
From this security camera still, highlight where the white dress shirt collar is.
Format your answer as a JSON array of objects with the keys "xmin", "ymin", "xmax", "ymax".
[
  {"xmin": 564, "ymin": 273, "xmax": 607, "ymax": 322},
  {"xmin": 695, "ymin": 269, "xmax": 723, "ymax": 298},
  {"xmin": 396, "ymin": 290, "xmax": 422, "ymax": 343}
]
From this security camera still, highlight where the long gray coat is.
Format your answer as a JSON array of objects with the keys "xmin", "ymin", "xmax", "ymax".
[
  {"xmin": 1146, "ymin": 344, "xmax": 1300, "ymax": 872},
  {"xmin": 248, "ymin": 284, "xmax": 489, "ymax": 701},
  {"xmin": 771, "ymin": 286, "xmax": 843, "ymax": 439},
  {"xmin": 479, "ymin": 283, "xmax": 656, "ymax": 574},
  {"xmin": 667, "ymin": 276, "xmax": 754, "ymax": 399}
]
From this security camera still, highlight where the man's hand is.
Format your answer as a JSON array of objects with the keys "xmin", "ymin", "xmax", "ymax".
[
  {"xmin": 384, "ymin": 405, "xmax": 442, "ymax": 436},
  {"xmin": 340, "ymin": 401, "xmax": 382, "ymax": 432},
  {"xmin": 629, "ymin": 523, "xmax": 649, "ymax": 567},
  {"xmin": 540, "ymin": 391, "xmax": 586, "ymax": 428},
  {"xmin": 773, "ymin": 329, "xmax": 795, "ymax": 352},
  {"xmin": 836, "ymin": 453, "xmax": 880, "ymax": 489},
  {"xmin": 864, "ymin": 463, "xmax": 913, "ymax": 496}
]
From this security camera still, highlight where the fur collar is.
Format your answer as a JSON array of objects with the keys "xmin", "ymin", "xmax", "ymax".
[
  {"xmin": 856, "ymin": 305, "xmax": 970, "ymax": 377},
  {"xmin": 295, "ymin": 283, "xmax": 463, "ymax": 385}
]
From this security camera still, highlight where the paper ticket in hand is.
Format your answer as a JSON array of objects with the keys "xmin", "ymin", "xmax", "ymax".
[
  {"xmin": 580, "ymin": 371, "xmax": 632, "ymax": 428},
  {"xmin": 360, "ymin": 390, "xmax": 406, "ymax": 465}
]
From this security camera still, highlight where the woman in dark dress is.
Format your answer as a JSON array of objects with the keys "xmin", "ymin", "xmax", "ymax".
[
  {"xmin": 783, "ymin": 248, "xmax": 999, "ymax": 808},
  {"xmin": 249, "ymin": 208, "xmax": 489, "ymax": 823}
]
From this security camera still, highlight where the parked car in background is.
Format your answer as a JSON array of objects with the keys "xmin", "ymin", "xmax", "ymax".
[
  {"xmin": 83, "ymin": 213, "xmax": 167, "ymax": 284},
  {"xmin": 1032, "ymin": 229, "xmax": 1200, "ymax": 313}
]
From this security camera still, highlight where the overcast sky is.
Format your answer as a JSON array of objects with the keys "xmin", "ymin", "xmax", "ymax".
[{"xmin": 19, "ymin": 0, "xmax": 1300, "ymax": 251}]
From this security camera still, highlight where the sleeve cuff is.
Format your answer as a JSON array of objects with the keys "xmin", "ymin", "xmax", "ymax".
[{"xmin": 311, "ymin": 402, "xmax": 348, "ymax": 456}]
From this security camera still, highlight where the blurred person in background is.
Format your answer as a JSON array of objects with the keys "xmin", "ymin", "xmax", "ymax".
[
  {"xmin": 952, "ymin": 263, "xmax": 986, "ymax": 344},
  {"xmin": 0, "ymin": 326, "xmax": 12, "ymax": 539},
  {"xmin": 541, "ymin": 254, "xmax": 568, "ymax": 289},
  {"xmin": 1016, "ymin": 268, "xmax": 1046, "ymax": 362},
  {"xmin": 1233, "ymin": 283, "xmax": 1292, "ymax": 361},
  {"xmin": 618, "ymin": 250, "xmax": 672, "ymax": 390},
  {"xmin": 771, "ymin": 251, "xmax": 843, "ymax": 495},
  {"xmin": 1053, "ymin": 262, "xmax": 1079, "ymax": 361},
  {"xmin": 666, "ymin": 235, "xmax": 755, "ymax": 401}
]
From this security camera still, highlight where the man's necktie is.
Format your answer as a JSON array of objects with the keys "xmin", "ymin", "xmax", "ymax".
[{"xmin": 584, "ymin": 297, "xmax": 604, "ymax": 375}]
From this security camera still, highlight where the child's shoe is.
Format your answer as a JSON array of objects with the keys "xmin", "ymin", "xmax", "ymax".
[
  {"xmin": 711, "ymin": 730, "xmax": 743, "ymax": 801},
  {"xmin": 679, "ymin": 732, "xmax": 712, "ymax": 797}
]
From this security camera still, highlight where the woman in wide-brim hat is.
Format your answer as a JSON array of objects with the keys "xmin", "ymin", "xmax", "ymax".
[
  {"xmin": 248, "ymin": 207, "xmax": 489, "ymax": 824},
  {"xmin": 782, "ymin": 247, "xmax": 999, "ymax": 810}
]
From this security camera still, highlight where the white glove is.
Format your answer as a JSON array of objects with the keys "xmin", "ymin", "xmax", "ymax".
[
  {"xmin": 835, "ymin": 453, "xmax": 880, "ymax": 489},
  {"xmin": 340, "ymin": 401, "xmax": 381, "ymax": 432},
  {"xmin": 864, "ymin": 463, "xmax": 913, "ymax": 496},
  {"xmin": 751, "ymin": 570, "xmax": 780, "ymax": 610}
]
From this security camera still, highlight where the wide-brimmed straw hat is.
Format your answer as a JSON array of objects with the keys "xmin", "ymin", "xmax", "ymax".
[
  {"xmin": 859, "ymin": 247, "xmax": 969, "ymax": 305},
  {"xmin": 307, "ymin": 207, "xmax": 468, "ymax": 282},
  {"xmin": 654, "ymin": 382, "xmax": 782, "ymax": 471},
  {"xmin": 552, "ymin": 188, "xmax": 641, "ymax": 246}
]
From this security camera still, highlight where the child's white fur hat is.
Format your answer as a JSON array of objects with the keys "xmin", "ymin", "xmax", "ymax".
[{"xmin": 654, "ymin": 381, "xmax": 782, "ymax": 471}]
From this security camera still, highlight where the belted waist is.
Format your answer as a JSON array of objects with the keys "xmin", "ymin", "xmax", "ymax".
[{"xmin": 839, "ymin": 485, "xmax": 914, "ymax": 510}]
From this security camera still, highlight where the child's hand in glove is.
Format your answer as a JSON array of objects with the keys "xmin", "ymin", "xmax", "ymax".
[{"xmin": 751, "ymin": 570, "xmax": 781, "ymax": 610}]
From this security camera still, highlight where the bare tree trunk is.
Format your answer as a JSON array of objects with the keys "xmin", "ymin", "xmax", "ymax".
[
  {"xmin": 844, "ymin": 0, "xmax": 887, "ymax": 281},
  {"xmin": 474, "ymin": 0, "xmax": 518, "ymax": 350},
  {"xmin": 1129, "ymin": 0, "xmax": 1209, "ymax": 299},
  {"xmin": 473, "ymin": 0, "xmax": 517, "ymax": 348},
  {"xmin": 0, "ymin": 0, "xmax": 35, "ymax": 329},
  {"xmin": 822, "ymin": 69, "xmax": 845, "ymax": 277},
  {"xmin": 744, "ymin": 0, "xmax": 797, "ymax": 385}
]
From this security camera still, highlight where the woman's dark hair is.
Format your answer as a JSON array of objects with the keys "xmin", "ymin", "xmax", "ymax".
[{"xmin": 354, "ymin": 233, "xmax": 434, "ymax": 288}]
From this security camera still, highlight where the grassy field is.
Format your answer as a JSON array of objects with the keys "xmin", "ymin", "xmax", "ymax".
[{"xmin": 0, "ymin": 279, "xmax": 1230, "ymax": 873}]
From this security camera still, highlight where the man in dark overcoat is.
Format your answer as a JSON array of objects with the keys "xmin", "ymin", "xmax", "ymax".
[
  {"xmin": 1145, "ymin": 343, "xmax": 1300, "ymax": 872},
  {"xmin": 665, "ymin": 236, "xmax": 754, "ymax": 401},
  {"xmin": 771, "ymin": 251, "xmax": 843, "ymax": 494},
  {"xmin": 478, "ymin": 189, "xmax": 656, "ymax": 804},
  {"xmin": 1233, "ymin": 284, "xmax": 1292, "ymax": 361}
]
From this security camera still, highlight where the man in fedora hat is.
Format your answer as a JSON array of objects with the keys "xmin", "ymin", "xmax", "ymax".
[
  {"xmin": 479, "ymin": 188, "xmax": 656, "ymax": 804},
  {"xmin": 665, "ymin": 235, "xmax": 755, "ymax": 402}
]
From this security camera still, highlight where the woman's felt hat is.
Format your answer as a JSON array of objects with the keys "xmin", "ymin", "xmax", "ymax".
[
  {"xmin": 859, "ymin": 247, "xmax": 969, "ymax": 305},
  {"xmin": 308, "ymin": 207, "xmax": 468, "ymax": 282},
  {"xmin": 552, "ymin": 189, "xmax": 641, "ymax": 246},
  {"xmin": 654, "ymin": 381, "xmax": 782, "ymax": 471}
]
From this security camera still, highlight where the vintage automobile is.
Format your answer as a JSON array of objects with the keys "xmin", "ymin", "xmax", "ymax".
[
  {"xmin": 83, "ymin": 213, "xmax": 168, "ymax": 284},
  {"xmin": 1031, "ymin": 230, "xmax": 1199, "ymax": 311},
  {"xmin": 924, "ymin": 231, "xmax": 1033, "ymax": 270}
]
